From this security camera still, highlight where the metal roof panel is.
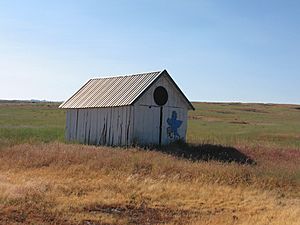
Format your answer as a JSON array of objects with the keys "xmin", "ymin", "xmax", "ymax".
[{"xmin": 59, "ymin": 71, "xmax": 162, "ymax": 108}]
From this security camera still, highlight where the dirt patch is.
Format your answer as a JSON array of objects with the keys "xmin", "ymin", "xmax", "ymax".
[
  {"xmin": 189, "ymin": 115, "xmax": 221, "ymax": 122},
  {"xmin": 212, "ymin": 110, "xmax": 235, "ymax": 114},
  {"xmin": 226, "ymin": 103, "xmax": 242, "ymax": 106},
  {"xmin": 0, "ymin": 205, "xmax": 71, "ymax": 225},
  {"xmin": 230, "ymin": 121, "xmax": 249, "ymax": 125},
  {"xmin": 189, "ymin": 115, "xmax": 203, "ymax": 120},
  {"xmin": 257, "ymin": 103, "xmax": 274, "ymax": 107},
  {"xmin": 236, "ymin": 108, "xmax": 268, "ymax": 113},
  {"xmin": 83, "ymin": 204, "xmax": 199, "ymax": 225}
]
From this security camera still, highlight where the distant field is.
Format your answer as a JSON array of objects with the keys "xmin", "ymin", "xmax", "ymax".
[
  {"xmin": 188, "ymin": 102, "xmax": 300, "ymax": 148},
  {"xmin": 0, "ymin": 101, "xmax": 299, "ymax": 224},
  {"xmin": 1, "ymin": 101, "xmax": 300, "ymax": 148}
]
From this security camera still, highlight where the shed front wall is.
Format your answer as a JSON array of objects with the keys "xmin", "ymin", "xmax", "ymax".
[
  {"xmin": 66, "ymin": 106, "xmax": 134, "ymax": 146},
  {"xmin": 133, "ymin": 74, "xmax": 189, "ymax": 145}
]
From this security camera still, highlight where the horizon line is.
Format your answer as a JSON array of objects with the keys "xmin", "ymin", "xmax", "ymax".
[{"xmin": 1, "ymin": 99, "xmax": 299, "ymax": 106}]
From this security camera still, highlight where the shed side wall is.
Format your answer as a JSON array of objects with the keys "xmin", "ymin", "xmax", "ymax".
[{"xmin": 65, "ymin": 106, "xmax": 133, "ymax": 146}]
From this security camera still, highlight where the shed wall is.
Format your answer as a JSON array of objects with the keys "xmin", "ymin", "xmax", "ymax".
[
  {"xmin": 66, "ymin": 106, "xmax": 134, "ymax": 146},
  {"xmin": 133, "ymin": 74, "xmax": 189, "ymax": 145}
]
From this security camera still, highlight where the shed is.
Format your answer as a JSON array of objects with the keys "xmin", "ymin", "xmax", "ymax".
[{"xmin": 59, "ymin": 70, "xmax": 194, "ymax": 146}]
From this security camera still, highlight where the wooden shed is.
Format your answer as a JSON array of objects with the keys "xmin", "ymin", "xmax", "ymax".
[{"xmin": 59, "ymin": 70, "xmax": 194, "ymax": 146}]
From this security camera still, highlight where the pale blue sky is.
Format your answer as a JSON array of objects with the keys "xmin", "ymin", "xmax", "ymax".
[{"xmin": 0, "ymin": 0, "xmax": 299, "ymax": 103}]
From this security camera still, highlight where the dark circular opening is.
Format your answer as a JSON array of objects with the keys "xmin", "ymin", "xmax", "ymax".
[{"xmin": 153, "ymin": 86, "xmax": 168, "ymax": 106}]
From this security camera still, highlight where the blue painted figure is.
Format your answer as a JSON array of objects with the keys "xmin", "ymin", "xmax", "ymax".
[{"xmin": 167, "ymin": 111, "xmax": 183, "ymax": 140}]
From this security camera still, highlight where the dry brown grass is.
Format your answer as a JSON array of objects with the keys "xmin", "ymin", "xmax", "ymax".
[{"xmin": 0, "ymin": 143, "xmax": 299, "ymax": 224}]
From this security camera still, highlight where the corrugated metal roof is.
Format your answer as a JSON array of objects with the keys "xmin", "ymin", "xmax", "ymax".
[{"xmin": 59, "ymin": 71, "xmax": 163, "ymax": 109}]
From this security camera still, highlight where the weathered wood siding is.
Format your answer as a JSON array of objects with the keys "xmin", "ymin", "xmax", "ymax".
[
  {"xmin": 65, "ymin": 106, "xmax": 134, "ymax": 146},
  {"xmin": 133, "ymin": 74, "xmax": 189, "ymax": 145}
]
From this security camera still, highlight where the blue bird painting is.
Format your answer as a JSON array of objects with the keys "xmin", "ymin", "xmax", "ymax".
[{"xmin": 167, "ymin": 111, "xmax": 182, "ymax": 140}]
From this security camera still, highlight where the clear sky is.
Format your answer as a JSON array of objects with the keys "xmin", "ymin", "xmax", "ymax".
[{"xmin": 0, "ymin": 0, "xmax": 299, "ymax": 104}]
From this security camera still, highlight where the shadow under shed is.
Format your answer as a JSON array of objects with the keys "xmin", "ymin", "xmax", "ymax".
[{"xmin": 157, "ymin": 142, "xmax": 255, "ymax": 165}]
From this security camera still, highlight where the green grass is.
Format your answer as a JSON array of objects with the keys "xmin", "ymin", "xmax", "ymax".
[
  {"xmin": 188, "ymin": 102, "xmax": 300, "ymax": 148},
  {"xmin": 1, "ymin": 100, "xmax": 300, "ymax": 149},
  {"xmin": 0, "ymin": 101, "xmax": 65, "ymax": 146}
]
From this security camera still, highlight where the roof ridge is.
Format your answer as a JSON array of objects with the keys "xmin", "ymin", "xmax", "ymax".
[{"xmin": 90, "ymin": 70, "xmax": 163, "ymax": 80}]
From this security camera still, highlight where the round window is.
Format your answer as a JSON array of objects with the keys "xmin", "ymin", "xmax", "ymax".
[{"xmin": 153, "ymin": 86, "xmax": 168, "ymax": 106}]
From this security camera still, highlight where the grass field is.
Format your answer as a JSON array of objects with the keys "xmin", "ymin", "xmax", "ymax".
[
  {"xmin": 0, "ymin": 101, "xmax": 65, "ymax": 146},
  {"xmin": 0, "ymin": 101, "xmax": 299, "ymax": 224},
  {"xmin": 188, "ymin": 102, "xmax": 300, "ymax": 148}
]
